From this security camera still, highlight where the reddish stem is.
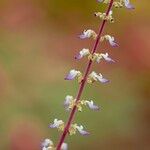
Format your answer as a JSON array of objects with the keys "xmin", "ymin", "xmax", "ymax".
[{"xmin": 56, "ymin": 1, "xmax": 114, "ymax": 149}]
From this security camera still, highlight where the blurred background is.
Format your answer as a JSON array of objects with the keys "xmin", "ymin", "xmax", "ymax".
[{"xmin": 0, "ymin": 0, "xmax": 150, "ymax": 150}]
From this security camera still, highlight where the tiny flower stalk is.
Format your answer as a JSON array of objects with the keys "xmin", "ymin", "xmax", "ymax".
[{"xmin": 42, "ymin": 0, "xmax": 135, "ymax": 149}]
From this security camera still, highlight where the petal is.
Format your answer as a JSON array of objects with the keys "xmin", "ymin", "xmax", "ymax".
[
  {"xmin": 75, "ymin": 53, "xmax": 82, "ymax": 60},
  {"xmin": 79, "ymin": 34, "xmax": 87, "ymax": 39},
  {"xmin": 88, "ymin": 104, "xmax": 99, "ymax": 111},
  {"xmin": 42, "ymin": 147, "xmax": 47, "ymax": 150},
  {"xmin": 109, "ymin": 41, "xmax": 119, "ymax": 47},
  {"xmin": 49, "ymin": 123, "xmax": 57, "ymax": 128},
  {"xmin": 78, "ymin": 129, "xmax": 90, "ymax": 136},
  {"xmin": 126, "ymin": 3, "xmax": 135, "ymax": 9},
  {"xmin": 65, "ymin": 70, "xmax": 78, "ymax": 80},
  {"xmin": 97, "ymin": 77, "xmax": 109, "ymax": 83},
  {"xmin": 124, "ymin": 0, "xmax": 135, "ymax": 9},
  {"xmin": 104, "ymin": 57, "xmax": 115, "ymax": 63},
  {"xmin": 61, "ymin": 143, "xmax": 68, "ymax": 150},
  {"xmin": 76, "ymin": 125, "xmax": 90, "ymax": 136}
]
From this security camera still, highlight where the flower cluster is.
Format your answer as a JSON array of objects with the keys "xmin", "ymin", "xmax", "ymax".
[
  {"xmin": 49, "ymin": 119, "xmax": 89, "ymax": 136},
  {"xmin": 98, "ymin": 0, "xmax": 134, "ymax": 9},
  {"xmin": 64, "ymin": 95, "xmax": 99, "ymax": 112},
  {"xmin": 94, "ymin": 10, "xmax": 114, "ymax": 23},
  {"xmin": 41, "ymin": 139, "xmax": 67, "ymax": 150},
  {"xmin": 43, "ymin": 0, "xmax": 135, "ymax": 149},
  {"xmin": 75, "ymin": 48, "xmax": 115, "ymax": 63}
]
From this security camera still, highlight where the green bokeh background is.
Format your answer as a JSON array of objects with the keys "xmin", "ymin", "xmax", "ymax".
[{"xmin": 0, "ymin": 0, "xmax": 150, "ymax": 150}]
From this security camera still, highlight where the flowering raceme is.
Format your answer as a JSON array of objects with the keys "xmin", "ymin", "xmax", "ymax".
[{"xmin": 42, "ymin": 0, "xmax": 135, "ymax": 149}]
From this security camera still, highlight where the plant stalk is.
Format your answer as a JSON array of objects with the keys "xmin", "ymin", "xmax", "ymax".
[{"xmin": 56, "ymin": 1, "xmax": 114, "ymax": 149}]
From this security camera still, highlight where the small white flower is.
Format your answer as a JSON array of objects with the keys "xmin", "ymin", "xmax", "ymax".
[
  {"xmin": 49, "ymin": 119, "xmax": 64, "ymax": 129},
  {"xmin": 124, "ymin": 0, "xmax": 134, "ymax": 9},
  {"xmin": 75, "ymin": 48, "xmax": 90, "ymax": 60},
  {"xmin": 105, "ymin": 35, "xmax": 118, "ymax": 47},
  {"xmin": 76, "ymin": 125, "xmax": 90, "ymax": 136},
  {"xmin": 100, "ymin": 53, "xmax": 115, "ymax": 63},
  {"xmin": 79, "ymin": 29, "xmax": 97, "ymax": 40},
  {"xmin": 65, "ymin": 69, "xmax": 81, "ymax": 80},
  {"xmin": 85, "ymin": 100, "xmax": 100, "ymax": 111}
]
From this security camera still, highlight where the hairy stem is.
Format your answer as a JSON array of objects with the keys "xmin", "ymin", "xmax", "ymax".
[{"xmin": 56, "ymin": 1, "xmax": 114, "ymax": 149}]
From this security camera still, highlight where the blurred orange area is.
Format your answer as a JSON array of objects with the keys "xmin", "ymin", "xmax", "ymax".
[{"xmin": 0, "ymin": 0, "xmax": 150, "ymax": 150}]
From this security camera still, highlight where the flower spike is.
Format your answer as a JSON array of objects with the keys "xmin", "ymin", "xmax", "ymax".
[
  {"xmin": 43, "ymin": 0, "xmax": 135, "ymax": 149},
  {"xmin": 79, "ymin": 29, "xmax": 97, "ymax": 40},
  {"xmin": 75, "ymin": 48, "xmax": 90, "ymax": 60}
]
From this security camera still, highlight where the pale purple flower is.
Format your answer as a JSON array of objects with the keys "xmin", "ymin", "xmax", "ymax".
[
  {"xmin": 85, "ymin": 100, "xmax": 100, "ymax": 111},
  {"xmin": 97, "ymin": 73, "xmax": 109, "ymax": 83},
  {"xmin": 124, "ymin": 0, "xmax": 134, "ymax": 9},
  {"xmin": 89, "ymin": 71, "xmax": 109, "ymax": 84},
  {"xmin": 49, "ymin": 119, "xmax": 64, "ymax": 128},
  {"xmin": 65, "ymin": 69, "xmax": 81, "ymax": 80},
  {"xmin": 76, "ymin": 125, "xmax": 90, "ymax": 136},
  {"xmin": 79, "ymin": 29, "xmax": 97, "ymax": 39},
  {"xmin": 101, "ymin": 53, "xmax": 115, "ymax": 63},
  {"xmin": 105, "ymin": 35, "xmax": 119, "ymax": 47},
  {"xmin": 75, "ymin": 48, "xmax": 90, "ymax": 60}
]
